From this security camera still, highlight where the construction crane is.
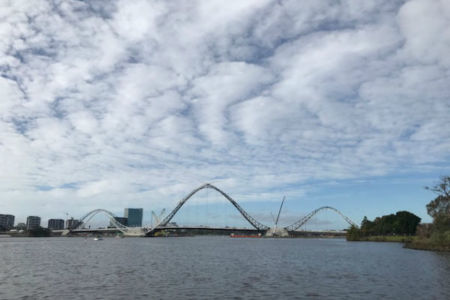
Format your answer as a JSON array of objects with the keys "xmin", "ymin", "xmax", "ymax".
[
  {"xmin": 266, "ymin": 196, "xmax": 288, "ymax": 237},
  {"xmin": 275, "ymin": 196, "xmax": 285, "ymax": 228}
]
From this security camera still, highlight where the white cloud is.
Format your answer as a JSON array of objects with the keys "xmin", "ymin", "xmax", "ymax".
[
  {"xmin": 0, "ymin": 0, "xmax": 449, "ymax": 224},
  {"xmin": 397, "ymin": 0, "xmax": 450, "ymax": 66}
]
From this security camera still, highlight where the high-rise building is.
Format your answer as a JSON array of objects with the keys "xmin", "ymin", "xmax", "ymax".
[
  {"xmin": 124, "ymin": 208, "xmax": 143, "ymax": 227},
  {"xmin": 109, "ymin": 217, "xmax": 128, "ymax": 228},
  {"xmin": 66, "ymin": 218, "xmax": 81, "ymax": 229},
  {"xmin": 0, "ymin": 214, "xmax": 15, "ymax": 230},
  {"xmin": 48, "ymin": 219, "xmax": 65, "ymax": 230},
  {"xmin": 26, "ymin": 216, "xmax": 41, "ymax": 230}
]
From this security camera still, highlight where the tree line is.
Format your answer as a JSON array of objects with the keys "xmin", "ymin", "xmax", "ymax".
[
  {"xmin": 361, "ymin": 211, "xmax": 421, "ymax": 236},
  {"xmin": 347, "ymin": 211, "xmax": 421, "ymax": 240}
]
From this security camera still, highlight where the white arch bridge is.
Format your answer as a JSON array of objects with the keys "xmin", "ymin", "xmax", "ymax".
[{"xmin": 65, "ymin": 183, "xmax": 358, "ymax": 237}]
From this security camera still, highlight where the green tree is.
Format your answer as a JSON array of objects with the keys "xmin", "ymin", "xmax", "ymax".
[
  {"xmin": 374, "ymin": 214, "xmax": 396, "ymax": 235},
  {"xmin": 361, "ymin": 216, "xmax": 374, "ymax": 236},
  {"xmin": 425, "ymin": 176, "xmax": 450, "ymax": 244},
  {"xmin": 346, "ymin": 225, "xmax": 362, "ymax": 241},
  {"xmin": 425, "ymin": 176, "xmax": 450, "ymax": 218},
  {"xmin": 393, "ymin": 211, "xmax": 421, "ymax": 235},
  {"xmin": 359, "ymin": 211, "xmax": 420, "ymax": 236}
]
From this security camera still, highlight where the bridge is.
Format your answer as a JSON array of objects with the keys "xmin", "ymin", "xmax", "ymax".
[{"xmin": 64, "ymin": 183, "xmax": 357, "ymax": 237}]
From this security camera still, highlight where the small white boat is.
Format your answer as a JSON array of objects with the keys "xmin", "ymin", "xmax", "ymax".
[{"xmin": 93, "ymin": 236, "xmax": 103, "ymax": 241}]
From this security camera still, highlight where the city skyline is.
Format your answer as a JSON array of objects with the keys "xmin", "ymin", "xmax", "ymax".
[{"xmin": 1, "ymin": 0, "xmax": 450, "ymax": 227}]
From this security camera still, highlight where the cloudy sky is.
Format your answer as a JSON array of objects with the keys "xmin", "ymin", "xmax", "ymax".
[{"xmin": 1, "ymin": 0, "xmax": 449, "ymax": 228}]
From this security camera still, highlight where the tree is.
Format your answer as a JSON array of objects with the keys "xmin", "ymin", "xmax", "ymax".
[
  {"xmin": 425, "ymin": 176, "xmax": 450, "ymax": 218},
  {"xmin": 426, "ymin": 196, "xmax": 450, "ymax": 218},
  {"xmin": 346, "ymin": 225, "xmax": 362, "ymax": 241},
  {"xmin": 358, "ymin": 211, "xmax": 421, "ymax": 236},
  {"xmin": 425, "ymin": 176, "xmax": 450, "ymax": 244},
  {"xmin": 16, "ymin": 223, "xmax": 26, "ymax": 230},
  {"xmin": 379, "ymin": 214, "xmax": 395, "ymax": 235},
  {"xmin": 361, "ymin": 216, "xmax": 374, "ymax": 236},
  {"xmin": 394, "ymin": 211, "xmax": 421, "ymax": 235}
]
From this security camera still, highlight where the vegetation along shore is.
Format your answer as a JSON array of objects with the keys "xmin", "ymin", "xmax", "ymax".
[{"xmin": 347, "ymin": 176, "xmax": 450, "ymax": 252}]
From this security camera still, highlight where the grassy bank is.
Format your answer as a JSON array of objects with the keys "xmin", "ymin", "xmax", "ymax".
[
  {"xmin": 404, "ymin": 231, "xmax": 450, "ymax": 252},
  {"xmin": 347, "ymin": 234, "xmax": 450, "ymax": 251},
  {"xmin": 348, "ymin": 235, "xmax": 415, "ymax": 243},
  {"xmin": 404, "ymin": 240, "xmax": 450, "ymax": 252}
]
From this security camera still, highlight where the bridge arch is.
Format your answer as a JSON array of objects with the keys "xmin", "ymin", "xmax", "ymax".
[
  {"xmin": 284, "ymin": 206, "xmax": 358, "ymax": 231},
  {"xmin": 74, "ymin": 209, "xmax": 128, "ymax": 233},
  {"xmin": 154, "ymin": 183, "xmax": 269, "ymax": 231}
]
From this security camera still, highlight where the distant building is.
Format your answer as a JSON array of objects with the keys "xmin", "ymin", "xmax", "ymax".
[
  {"xmin": 66, "ymin": 218, "xmax": 81, "ymax": 229},
  {"xmin": 124, "ymin": 208, "xmax": 143, "ymax": 227},
  {"xmin": 167, "ymin": 222, "xmax": 178, "ymax": 228},
  {"xmin": 0, "ymin": 214, "xmax": 15, "ymax": 230},
  {"xmin": 109, "ymin": 217, "xmax": 128, "ymax": 228},
  {"xmin": 26, "ymin": 216, "xmax": 41, "ymax": 230},
  {"xmin": 48, "ymin": 219, "xmax": 65, "ymax": 230}
]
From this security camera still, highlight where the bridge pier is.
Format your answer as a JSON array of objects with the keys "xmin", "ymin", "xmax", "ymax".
[{"xmin": 265, "ymin": 227, "xmax": 289, "ymax": 237}]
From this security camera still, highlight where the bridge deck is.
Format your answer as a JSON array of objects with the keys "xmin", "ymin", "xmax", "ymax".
[{"xmin": 59, "ymin": 226, "xmax": 347, "ymax": 238}]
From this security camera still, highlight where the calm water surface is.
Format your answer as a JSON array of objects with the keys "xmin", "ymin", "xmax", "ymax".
[{"xmin": 0, "ymin": 236, "xmax": 449, "ymax": 299}]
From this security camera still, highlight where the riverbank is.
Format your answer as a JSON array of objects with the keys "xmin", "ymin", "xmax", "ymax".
[
  {"xmin": 404, "ymin": 239, "xmax": 450, "ymax": 252},
  {"xmin": 347, "ymin": 235, "xmax": 450, "ymax": 251},
  {"xmin": 0, "ymin": 229, "xmax": 51, "ymax": 237},
  {"xmin": 348, "ymin": 235, "xmax": 415, "ymax": 243}
]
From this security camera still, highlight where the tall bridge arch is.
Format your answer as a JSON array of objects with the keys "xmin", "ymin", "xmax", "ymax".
[
  {"xmin": 284, "ymin": 206, "xmax": 358, "ymax": 231},
  {"xmin": 154, "ymin": 183, "xmax": 270, "ymax": 231}
]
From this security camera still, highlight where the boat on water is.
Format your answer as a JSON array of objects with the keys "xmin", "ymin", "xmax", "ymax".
[
  {"xmin": 93, "ymin": 236, "xmax": 103, "ymax": 241},
  {"xmin": 230, "ymin": 233, "xmax": 262, "ymax": 238}
]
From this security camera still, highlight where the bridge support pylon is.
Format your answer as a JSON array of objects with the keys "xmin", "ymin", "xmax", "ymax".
[
  {"xmin": 123, "ymin": 228, "xmax": 146, "ymax": 237},
  {"xmin": 265, "ymin": 227, "xmax": 289, "ymax": 237}
]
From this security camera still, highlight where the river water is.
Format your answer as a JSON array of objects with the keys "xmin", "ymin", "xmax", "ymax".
[{"xmin": 0, "ymin": 236, "xmax": 449, "ymax": 299}]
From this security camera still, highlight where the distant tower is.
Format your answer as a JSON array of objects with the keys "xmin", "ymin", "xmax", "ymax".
[
  {"xmin": 0, "ymin": 214, "xmax": 15, "ymax": 230},
  {"xmin": 66, "ymin": 218, "xmax": 81, "ymax": 229},
  {"xmin": 26, "ymin": 216, "xmax": 41, "ymax": 230},
  {"xmin": 124, "ymin": 208, "xmax": 143, "ymax": 227},
  {"xmin": 48, "ymin": 219, "xmax": 65, "ymax": 230}
]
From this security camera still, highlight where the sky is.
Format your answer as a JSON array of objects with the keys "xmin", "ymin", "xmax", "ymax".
[{"xmin": 0, "ymin": 0, "xmax": 449, "ymax": 228}]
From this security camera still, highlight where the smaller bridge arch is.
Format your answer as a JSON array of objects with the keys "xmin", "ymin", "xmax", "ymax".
[
  {"xmin": 73, "ymin": 209, "xmax": 129, "ymax": 234},
  {"xmin": 285, "ymin": 206, "xmax": 358, "ymax": 231}
]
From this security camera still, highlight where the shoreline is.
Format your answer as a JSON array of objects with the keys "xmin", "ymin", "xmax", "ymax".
[
  {"xmin": 347, "ymin": 235, "xmax": 450, "ymax": 252},
  {"xmin": 404, "ymin": 240, "xmax": 450, "ymax": 252},
  {"xmin": 347, "ymin": 235, "xmax": 415, "ymax": 243}
]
